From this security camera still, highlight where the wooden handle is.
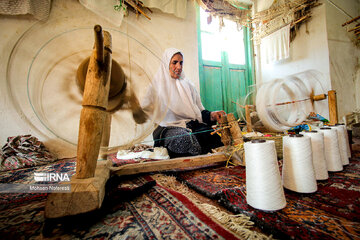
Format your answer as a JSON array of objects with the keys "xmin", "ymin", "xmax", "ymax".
[
  {"xmin": 94, "ymin": 25, "xmax": 104, "ymax": 63},
  {"xmin": 312, "ymin": 93, "xmax": 327, "ymax": 101},
  {"xmin": 328, "ymin": 90, "xmax": 338, "ymax": 125}
]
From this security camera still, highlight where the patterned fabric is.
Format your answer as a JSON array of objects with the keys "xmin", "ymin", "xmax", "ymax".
[
  {"xmin": 0, "ymin": 135, "xmax": 57, "ymax": 171},
  {"xmin": 0, "ymin": 158, "xmax": 76, "ymax": 208},
  {"xmin": 177, "ymin": 148, "xmax": 360, "ymax": 239},
  {"xmin": 162, "ymin": 126, "xmax": 202, "ymax": 157},
  {"xmin": 0, "ymin": 158, "xmax": 240, "ymax": 239}
]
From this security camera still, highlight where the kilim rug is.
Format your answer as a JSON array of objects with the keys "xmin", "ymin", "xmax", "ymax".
[
  {"xmin": 0, "ymin": 159, "xmax": 241, "ymax": 239},
  {"xmin": 176, "ymin": 146, "xmax": 360, "ymax": 239}
]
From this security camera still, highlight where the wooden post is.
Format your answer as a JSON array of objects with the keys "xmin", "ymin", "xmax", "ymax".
[
  {"xmin": 245, "ymin": 105, "xmax": 253, "ymax": 132},
  {"xmin": 328, "ymin": 90, "xmax": 338, "ymax": 125},
  {"xmin": 45, "ymin": 25, "xmax": 113, "ymax": 219},
  {"xmin": 218, "ymin": 115, "xmax": 232, "ymax": 146},
  {"xmin": 227, "ymin": 113, "xmax": 244, "ymax": 145},
  {"xmin": 227, "ymin": 113, "xmax": 245, "ymax": 166},
  {"xmin": 76, "ymin": 26, "xmax": 112, "ymax": 179}
]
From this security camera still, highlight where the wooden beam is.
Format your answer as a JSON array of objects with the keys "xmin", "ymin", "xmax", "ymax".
[
  {"xmin": 342, "ymin": 15, "xmax": 360, "ymax": 26},
  {"xmin": 76, "ymin": 28, "xmax": 112, "ymax": 179},
  {"xmin": 112, "ymin": 153, "xmax": 227, "ymax": 176},
  {"xmin": 45, "ymin": 161, "xmax": 110, "ymax": 219}
]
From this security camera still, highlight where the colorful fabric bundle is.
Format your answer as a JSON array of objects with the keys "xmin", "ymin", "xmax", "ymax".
[{"xmin": 0, "ymin": 135, "xmax": 57, "ymax": 171}]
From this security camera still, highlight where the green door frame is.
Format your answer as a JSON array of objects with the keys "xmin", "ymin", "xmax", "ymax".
[{"xmin": 196, "ymin": 5, "xmax": 254, "ymax": 119}]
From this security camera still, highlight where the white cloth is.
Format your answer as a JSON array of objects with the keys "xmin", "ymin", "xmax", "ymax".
[
  {"xmin": 0, "ymin": 0, "xmax": 51, "ymax": 20},
  {"xmin": 141, "ymin": 48, "xmax": 205, "ymax": 128},
  {"xmin": 141, "ymin": 0, "xmax": 187, "ymax": 19},
  {"xmin": 261, "ymin": 24, "xmax": 290, "ymax": 64},
  {"xmin": 79, "ymin": 0, "xmax": 125, "ymax": 26}
]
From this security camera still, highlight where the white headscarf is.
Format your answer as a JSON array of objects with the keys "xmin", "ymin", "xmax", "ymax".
[{"xmin": 144, "ymin": 48, "xmax": 205, "ymax": 127}]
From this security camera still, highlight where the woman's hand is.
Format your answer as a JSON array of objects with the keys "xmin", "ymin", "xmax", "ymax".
[{"xmin": 210, "ymin": 110, "xmax": 226, "ymax": 122}]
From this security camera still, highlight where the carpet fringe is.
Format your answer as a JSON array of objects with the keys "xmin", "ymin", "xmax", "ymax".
[{"xmin": 152, "ymin": 174, "xmax": 272, "ymax": 240}]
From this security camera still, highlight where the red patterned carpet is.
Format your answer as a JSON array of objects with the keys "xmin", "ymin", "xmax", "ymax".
[
  {"xmin": 176, "ymin": 139, "xmax": 360, "ymax": 239},
  {"xmin": 0, "ymin": 161, "xmax": 241, "ymax": 239}
]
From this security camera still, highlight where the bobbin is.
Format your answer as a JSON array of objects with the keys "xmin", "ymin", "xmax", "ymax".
[
  {"xmin": 318, "ymin": 127, "xmax": 343, "ymax": 172},
  {"xmin": 282, "ymin": 134, "xmax": 317, "ymax": 193},
  {"xmin": 245, "ymin": 140, "xmax": 286, "ymax": 211},
  {"xmin": 328, "ymin": 125, "xmax": 349, "ymax": 165},
  {"xmin": 302, "ymin": 130, "xmax": 329, "ymax": 180}
]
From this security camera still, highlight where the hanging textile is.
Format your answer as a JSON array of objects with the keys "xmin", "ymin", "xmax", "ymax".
[
  {"xmin": 0, "ymin": 0, "xmax": 51, "ymax": 21},
  {"xmin": 260, "ymin": 24, "xmax": 290, "ymax": 64},
  {"xmin": 141, "ymin": 0, "xmax": 187, "ymax": 19}
]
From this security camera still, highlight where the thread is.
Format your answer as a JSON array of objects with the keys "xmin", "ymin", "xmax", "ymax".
[
  {"xmin": 329, "ymin": 125, "xmax": 349, "ymax": 165},
  {"xmin": 244, "ymin": 140, "xmax": 286, "ymax": 211},
  {"xmin": 302, "ymin": 130, "xmax": 329, "ymax": 180},
  {"xmin": 318, "ymin": 128, "xmax": 343, "ymax": 172},
  {"xmin": 256, "ymin": 70, "xmax": 325, "ymax": 132},
  {"xmin": 336, "ymin": 123, "xmax": 351, "ymax": 158},
  {"xmin": 282, "ymin": 134, "xmax": 317, "ymax": 193}
]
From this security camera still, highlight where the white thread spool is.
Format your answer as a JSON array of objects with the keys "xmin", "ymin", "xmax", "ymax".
[
  {"xmin": 318, "ymin": 127, "xmax": 343, "ymax": 172},
  {"xmin": 245, "ymin": 140, "xmax": 286, "ymax": 211},
  {"xmin": 336, "ymin": 123, "xmax": 351, "ymax": 159},
  {"xmin": 302, "ymin": 130, "xmax": 329, "ymax": 180},
  {"xmin": 282, "ymin": 134, "xmax": 317, "ymax": 193},
  {"xmin": 329, "ymin": 125, "xmax": 349, "ymax": 165}
]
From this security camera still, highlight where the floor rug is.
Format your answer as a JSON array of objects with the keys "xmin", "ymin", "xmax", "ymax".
[
  {"xmin": 176, "ymin": 148, "xmax": 360, "ymax": 239},
  {"xmin": 0, "ymin": 159, "xmax": 241, "ymax": 239}
]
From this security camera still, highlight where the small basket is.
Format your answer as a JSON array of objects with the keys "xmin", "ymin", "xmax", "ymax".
[{"xmin": 244, "ymin": 133, "xmax": 285, "ymax": 159}]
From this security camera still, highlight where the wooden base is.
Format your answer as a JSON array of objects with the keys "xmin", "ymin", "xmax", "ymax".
[
  {"xmin": 45, "ymin": 161, "xmax": 110, "ymax": 219},
  {"xmin": 112, "ymin": 153, "xmax": 227, "ymax": 176}
]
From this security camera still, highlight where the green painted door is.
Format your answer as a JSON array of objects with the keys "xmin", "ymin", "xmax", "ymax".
[{"xmin": 197, "ymin": 7, "xmax": 254, "ymax": 119}]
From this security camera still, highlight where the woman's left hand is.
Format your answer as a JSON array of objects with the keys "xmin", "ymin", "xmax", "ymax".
[{"xmin": 210, "ymin": 110, "xmax": 226, "ymax": 122}]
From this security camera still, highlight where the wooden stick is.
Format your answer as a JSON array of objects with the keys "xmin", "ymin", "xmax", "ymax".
[
  {"xmin": 292, "ymin": 15, "xmax": 311, "ymax": 26},
  {"xmin": 112, "ymin": 153, "xmax": 227, "ymax": 176},
  {"xmin": 348, "ymin": 25, "xmax": 360, "ymax": 32},
  {"xmin": 312, "ymin": 93, "xmax": 327, "ymax": 101},
  {"xmin": 328, "ymin": 90, "xmax": 338, "ymax": 125},
  {"xmin": 245, "ymin": 105, "xmax": 252, "ymax": 132},
  {"xmin": 125, "ymin": 0, "xmax": 151, "ymax": 20},
  {"xmin": 342, "ymin": 15, "xmax": 360, "ymax": 26},
  {"xmin": 94, "ymin": 25, "xmax": 104, "ymax": 63}
]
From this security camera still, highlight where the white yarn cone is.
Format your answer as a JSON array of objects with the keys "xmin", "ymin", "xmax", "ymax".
[
  {"xmin": 245, "ymin": 140, "xmax": 286, "ymax": 211},
  {"xmin": 318, "ymin": 128, "xmax": 343, "ymax": 172},
  {"xmin": 330, "ymin": 125, "xmax": 349, "ymax": 165},
  {"xmin": 302, "ymin": 131, "xmax": 329, "ymax": 180},
  {"xmin": 337, "ymin": 124, "xmax": 351, "ymax": 159},
  {"xmin": 282, "ymin": 134, "xmax": 317, "ymax": 193}
]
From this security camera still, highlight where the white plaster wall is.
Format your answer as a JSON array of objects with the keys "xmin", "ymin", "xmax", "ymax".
[
  {"xmin": 325, "ymin": 0, "xmax": 360, "ymax": 120},
  {"xmin": 255, "ymin": 1, "xmax": 332, "ymax": 119},
  {"xmin": 0, "ymin": 0, "xmax": 199, "ymax": 158}
]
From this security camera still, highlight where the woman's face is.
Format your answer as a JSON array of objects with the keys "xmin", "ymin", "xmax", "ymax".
[{"xmin": 169, "ymin": 53, "xmax": 183, "ymax": 79}]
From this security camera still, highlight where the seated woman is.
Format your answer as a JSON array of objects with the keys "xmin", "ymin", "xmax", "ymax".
[{"xmin": 142, "ymin": 48, "xmax": 225, "ymax": 158}]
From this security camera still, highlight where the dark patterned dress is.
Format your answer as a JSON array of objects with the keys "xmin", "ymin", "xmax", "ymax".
[{"xmin": 153, "ymin": 110, "xmax": 223, "ymax": 158}]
